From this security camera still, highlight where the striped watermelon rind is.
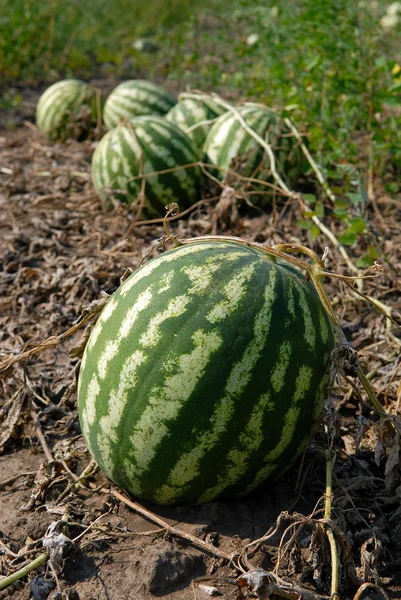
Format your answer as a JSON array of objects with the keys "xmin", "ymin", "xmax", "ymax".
[
  {"xmin": 166, "ymin": 96, "xmax": 225, "ymax": 148},
  {"xmin": 91, "ymin": 115, "xmax": 202, "ymax": 216},
  {"xmin": 203, "ymin": 104, "xmax": 304, "ymax": 203},
  {"xmin": 78, "ymin": 239, "xmax": 335, "ymax": 506},
  {"xmin": 36, "ymin": 79, "xmax": 101, "ymax": 142},
  {"xmin": 103, "ymin": 80, "xmax": 177, "ymax": 129}
]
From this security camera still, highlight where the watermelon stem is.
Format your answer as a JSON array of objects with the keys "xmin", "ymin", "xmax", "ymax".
[
  {"xmin": 284, "ymin": 117, "xmax": 336, "ymax": 204},
  {"xmin": 94, "ymin": 87, "xmax": 103, "ymax": 133},
  {"xmin": 324, "ymin": 455, "xmax": 334, "ymax": 521},
  {"xmin": 282, "ymin": 115, "xmax": 362, "ymax": 281},
  {"xmin": 324, "ymin": 456, "xmax": 340, "ymax": 600},
  {"xmin": 352, "ymin": 583, "xmax": 391, "ymax": 600},
  {"xmin": 186, "ymin": 116, "xmax": 220, "ymax": 133},
  {"xmin": 109, "ymin": 488, "xmax": 236, "ymax": 563},
  {"xmin": 156, "ymin": 203, "xmax": 185, "ymax": 250},
  {"xmin": 325, "ymin": 526, "xmax": 339, "ymax": 600},
  {"xmin": 357, "ymin": 367, "xmax": 397, "ymax": 422},
  {"xmin": 0, "ymin": 552, "xmax": 49, "ymax": 591}
]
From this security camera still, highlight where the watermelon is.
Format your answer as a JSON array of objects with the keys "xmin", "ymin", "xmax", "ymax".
[
  {"xmin": 91, "ymin": 115, "xmax": 202, "ymax": 216},
  {"xmin": 36, "ymin": 79, "xmax": 101, "ymax": 142},
  {"xmin": 78, "ymin": 239, "xmax": 335, "ymax": 505},
  {"xmin": 166, "ymin": 96, "xmax": 225, "ymax": 148},
  {"xmin": 203, "ymin": 103, "xmax": 303, "ymax": 203},
  {"xmin": 103, "ymin": 80, "xmax": 177, "ymax": 129}
]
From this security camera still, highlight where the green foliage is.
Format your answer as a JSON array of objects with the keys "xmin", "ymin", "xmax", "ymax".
[
  {"xmin": 0, "ymin": 88, "xmax": 22, "ymax": 110},
  {"xmin": 0, "ymin": 0, "xmax": 200, "ymax": 81},
  {"xmin": 196, "ymin": 0, "xmax": 401, "ymax": 176},
  {"xmin": 355, "ymin": 246, "xmax": 380, "ymax": 268},
  {"xmin": 296, "ymin": 159, "xmax": 380, "ymax": 250}
]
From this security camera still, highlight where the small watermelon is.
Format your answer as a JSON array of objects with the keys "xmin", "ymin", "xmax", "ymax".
[
  {"xmin": 36, "ymin": 79, "xmax": 101, "ymax": 142},
  {"xmin": 166, "ymin": 96, "xmax": 225, "ymax": 148},
  {"xmin": 103, "ymin": 80, "xmax": 177, "ymax": 129},
  {"xmin": 204, "ymin": 103, "xmax": 303, "ymax": 204},
  {"xmin": 91, "ymin": 115, "xmax": 202, "ymax": 216}
]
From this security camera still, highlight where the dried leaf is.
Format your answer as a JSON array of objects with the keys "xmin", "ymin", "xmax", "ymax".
[
  {"xmin": 359, "ymin": 537, "xmax": 390, "ymax": 584},
  {"xmin": 236, "ymin": 570, "xmax": 300, "ymax": 600},
  {"xmin": 43, "ymin": 521, "xmax": 74, "ymax": 573},
  {"xmin": 23, "ymin": 462, "xmax": 57, "ymax": 510},
  {"xmin": 384, "ymin": 432, "xmax": 400, "ymax": 476},
  {"xmin": 341, "ymin": 433, "xmax": 356, "ymax": 455},
  {"xmin": 0, "ymin": 386, "xmax": 25, "ymax": 452},
  {"xmin": 198, "ymin": 584, "xmax": 220, "ymax": 596},
  {"xmin": 68, "ymin": 293, "xmax": 110, "ymax": 358},
  {"xmin": 211, "ymin": 186, "xmax": 239, "ymax": 234}
]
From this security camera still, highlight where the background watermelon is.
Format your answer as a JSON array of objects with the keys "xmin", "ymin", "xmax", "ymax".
[
  {"xmin": 103, "ymin": 80, "xmax": 177, "ymax": 129},
  {"xmin": 91, "ymin": 115, "xmax": 202, "ymax": 216},
  {"xmin": 166, "ymin": 96, "xmax": 225, "ymax": 148},
  {"xmin": 36, "ymin": 79, "xmax": 101, "ymax": 142},
  {"xmin": 203, "ymin": 103, "xmax": 304, "ymax": 204}
]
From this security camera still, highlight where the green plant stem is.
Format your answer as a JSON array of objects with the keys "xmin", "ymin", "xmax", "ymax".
[
  {"xmin": 284, "ymin": 117, "xmax": 336, "ymax": 203},
  {"xmin": 283, "ymin": 116, "xmax": 361, "ymax": 280},
  {"xmin": 326, "ymin": 527, "xmax": 340, "ymax": 600},
  {"xmin": 357, "ymin": 367, "xmax": 387, "ymax": 416},
  {"xmin": 353, "ymin": 582, "xmax": 391, "ymax": 600},
  {"xmin": 324, "ymin": 457, "xmax": 333, "ymax": 520},
  {"xmin": 324, "ymin": 457, "xmax": 340, "ymax": 600},
  {"xmin": 0, "ymin": 552, "xmax": 48, "ymax": 591}
]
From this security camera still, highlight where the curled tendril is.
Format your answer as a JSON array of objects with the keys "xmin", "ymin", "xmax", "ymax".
[{"xmin": 163, "ymin": 203, "xmax": 180, "ymax": 237}]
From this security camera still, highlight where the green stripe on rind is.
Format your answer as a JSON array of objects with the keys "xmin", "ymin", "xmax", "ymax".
[
  {"xmin": 154, "ymin": 265, "xmax": 278, "ymax": 504},
  {"xmin": 78, "ymin": 241, "xmax": 335, "ymax": 505},
  {"xmin": 204, "ymin": 106, "xmax": 273, "ymax": 170},
  {"xmin": 166, "ymin": 97, "xmax": 225, "ymax": 148},
  {"xmin": 36, "ymin": 79, "xmax": 100, "ymax": 142},
  {"xmin": 103, "ymin": 80, "xmax": 177, "ymax": 129},
  {"xmin": 91, "ymin": 116, "xmax": 201, "ymax": 216}
]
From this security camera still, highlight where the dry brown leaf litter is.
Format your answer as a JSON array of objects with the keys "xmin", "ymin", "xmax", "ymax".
[{"xmin": 0, "ymin": 110, "xmax": 401, "ymax": 600}]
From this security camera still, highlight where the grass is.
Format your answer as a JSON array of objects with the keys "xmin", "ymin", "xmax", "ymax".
[{"xmin": 0, "ymin": 0, "xmax": 203, "ymax": 82}]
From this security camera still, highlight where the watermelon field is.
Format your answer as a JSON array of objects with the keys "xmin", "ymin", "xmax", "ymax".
[{"xmin": 1, "ymin": 1, "xmax": 401, "ymax": 598}]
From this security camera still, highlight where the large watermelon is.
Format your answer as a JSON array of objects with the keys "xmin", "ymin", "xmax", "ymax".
[
  {"xmin": 203, "ymin": 103, "xmax": 303, "ymax": 203},
  {"xmin": 103, "ymin": 80, "xmax": 177, "ymax": 129},
  {"xmin": 165, "ymin": 96, "xmax": 225, "ymax": 148},
  {"xmin": 78, "ymin": 239, "xmax": 335, "ymax": 505},
  {"xmin": 36, "ymin": 79, "xmax": 101, "ymax": 142},
  {"xmin": 91, "ymin": 116, "xmax": 202, "ymax": 216}
]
